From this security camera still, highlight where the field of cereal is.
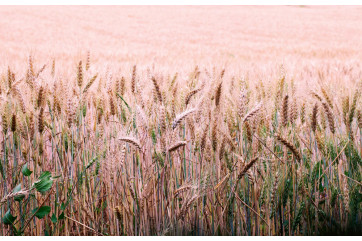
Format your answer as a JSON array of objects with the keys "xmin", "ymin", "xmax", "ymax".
[{"xmin": 0, "ymin": 5, "xmax": 361, "ymax": 236}]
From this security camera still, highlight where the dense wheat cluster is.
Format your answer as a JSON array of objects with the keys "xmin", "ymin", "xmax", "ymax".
[{"xmin": 0, "ymin": 55, "xmax": 361, "ymax": 236}]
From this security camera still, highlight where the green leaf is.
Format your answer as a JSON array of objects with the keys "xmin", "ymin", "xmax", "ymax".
[
  {"xmin": 21, "ymin": 163, "xmax": 32, "ymax": 176},
  {"xmin": 13, "ymin": 184, "xmax": 21, "ymax": 192},
  {"xmin": 51, "ymin": 213, "xmax": 57, "ymax": 223},
  {"xmin": 116, "ymin": 93, "xmax": 132, "ymax": 113},
  {"xmin": 39, "ymin": 171, "xmax": 52, "ymax": 179},
  {"xmin": 58, "ymin": 212, "xmax": 64, "ymax": 220},
  {"xmin": 60, "ymin": 203, "xmax": 65, "ymax": 210},
  {"xmin": 2, "ymin": 210, "xmax": 16, "ymax": 225},
  {"xmin": 32, "ymin": 206, "xmax": 51, "ymax": 219},
  {"xmin": 33, "ymin": 171, "xmax": 53, "ymax": 194},
  {"xmin": 13, "ymin": 184, "xmax": 25, "ymax": 202}
]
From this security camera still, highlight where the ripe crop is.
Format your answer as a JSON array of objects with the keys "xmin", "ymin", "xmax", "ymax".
[
  {"xmin": 0, "ymin": 6, "xmax": 361, "ymax": 236},
  {"xmin": 0, "ymin": 56, "xmax": 361, "ymax": 235}
]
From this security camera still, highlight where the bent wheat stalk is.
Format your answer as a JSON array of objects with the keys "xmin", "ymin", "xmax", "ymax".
[
  {"xmin": 275, "ymin": 134, "xmax": 301, "ymax": 162},
  {"xmin": 242, "ymin": 101, "xmax": 262, "ymax": 123},
  {"xmin": 185, "ymin": 88, "xmax": 201, "ymax": 106},
  {"xmin": 168, "ymin": 141, "xmax": 187, "ymax": 153},
  {"xmin": 119, "ymin": 137, "xmax": 142, "ymax": 150},
  {"xmin": 172, "ymin": 108, "xmax": 197, "ymax": 129}
]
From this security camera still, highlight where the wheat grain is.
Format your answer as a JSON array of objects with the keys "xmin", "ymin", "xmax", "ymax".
[{"xmin": 172, "ymin": 108, "xmax": 197, "ymax": 129}]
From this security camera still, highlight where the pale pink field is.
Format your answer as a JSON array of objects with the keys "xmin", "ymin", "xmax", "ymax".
[{"xmin": 1, "ymin": 5, "xmax": 362, "ymax": 71}]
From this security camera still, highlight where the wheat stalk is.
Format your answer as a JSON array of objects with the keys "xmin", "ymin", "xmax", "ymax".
[
  {"xmin": 172, "ymin": 108, "xmax": 197, "ymax": 129},
  {"xmin": 275, "ymin": 134, "xmax": 301, "ymax": 162},
  {"xmin": 119, "ymin": 136, "xmax": 142, "ymax": 150}
]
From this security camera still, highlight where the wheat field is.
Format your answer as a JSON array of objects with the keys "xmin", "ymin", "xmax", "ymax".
[{"xmin": 0, "ymin": 6, "xmax": 361, "ymax": 236}]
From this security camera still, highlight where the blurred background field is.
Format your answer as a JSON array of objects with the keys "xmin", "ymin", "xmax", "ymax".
[{"xmin": 1, "ymin": 5, "xmax": 362, "ymax": 70}]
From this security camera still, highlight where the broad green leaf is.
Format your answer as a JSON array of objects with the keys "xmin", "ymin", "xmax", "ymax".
[
  {"xmin": 51, "ymin": 213, "xmax": 58, "ymax": 223},
  {"xmin": 58, "ymin": 212, "xmax": 64, "ymax": 220},
  {"xmin": 2, "ymin": 210, "xmax": 16, "ymax": 225},
  {"xmin": 21, "ymin": 163, "xmax": 32, "ymax": 176},
  {"xmin": 33, "ymin": 171, "xmax": 53, "ymax": 194},
  {"xmin": 13, "ymin": 184, "xmax": 25, "ymax": 202},
  {"xmin": 32, "ymin": 206, "xmax": 51, "ymax": 219},
  {"xmin": 13, "ymin": 184, "xmax": 21, "ymax": 192},
  {"xmin": 39, "ymin": 171, "xmax": 52, "ymax": 179}
]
